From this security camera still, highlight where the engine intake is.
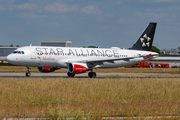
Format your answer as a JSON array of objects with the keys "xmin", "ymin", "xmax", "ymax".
[{"xmin": 68, "ymin": 63, "xmax": 88, "ymax": 74}]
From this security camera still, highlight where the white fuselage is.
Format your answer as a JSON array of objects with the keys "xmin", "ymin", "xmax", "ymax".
[{"xmin": 6, "ymin": 46, "xmax": 158, "ymax": 68}]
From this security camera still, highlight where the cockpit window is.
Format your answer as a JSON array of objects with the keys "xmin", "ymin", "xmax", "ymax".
[
  {"xmin": 13, "ymin": 51, "xmax": 18, "ymax": 54},
  {"xmin": 13, "ymin": 51, "xmax": 25, "ymax": 54}
]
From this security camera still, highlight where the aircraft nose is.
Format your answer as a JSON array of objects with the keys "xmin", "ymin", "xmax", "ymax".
[{"xmin": 6, "ymin": 54, "xmax": 14, "ymax": 63}]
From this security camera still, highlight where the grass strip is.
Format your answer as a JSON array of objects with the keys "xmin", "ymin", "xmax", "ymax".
[{"xmin": 0, "ymin": 77, "xmax": 180, "ymax": 118}]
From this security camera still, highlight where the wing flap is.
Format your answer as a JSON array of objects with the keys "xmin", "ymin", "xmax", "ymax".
[{"xmin": 79, "ymin": 56, "xmax": 140, "ymax": 63}]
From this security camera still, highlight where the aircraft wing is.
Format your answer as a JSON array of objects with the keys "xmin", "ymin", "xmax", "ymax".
[
  {"xmin": 79, "ymin": 56, "xmax": 140, "ymax": 63},
  {"xmin": 80, "ymin": 53, "xmax": 157, "ymax": 63}
]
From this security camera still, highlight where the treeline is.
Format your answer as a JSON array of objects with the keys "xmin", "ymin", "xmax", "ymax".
[
  {"xmin": 83, "ymin": 46, "xmax": 99, "ymax": 48},
  {"xmin": 0, "ymin": 45, "xmax": 20, "ymax": 47}
]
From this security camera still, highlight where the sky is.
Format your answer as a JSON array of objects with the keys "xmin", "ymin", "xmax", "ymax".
[{"xmin": 0, "ymin": 0, "xmax": 180, "ymax": 49}]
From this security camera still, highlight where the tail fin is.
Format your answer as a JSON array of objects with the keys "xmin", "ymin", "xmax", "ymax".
[{"xmin": 130, "ymin": 22, "xmax": 157, "ymax": 51}]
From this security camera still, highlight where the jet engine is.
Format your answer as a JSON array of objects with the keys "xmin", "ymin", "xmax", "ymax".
[
  {"xmin": 38, "ymin": 67, "xmax": 60, "ymax": 73},
  {"xmin": 68, "ymin": 63, "xmax": 88, "ymax": 74}
]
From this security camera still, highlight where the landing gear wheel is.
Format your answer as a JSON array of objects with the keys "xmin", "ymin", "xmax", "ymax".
[
  {"xmin": 67, "ymin": 72, "xmax": 75, "ymax": 77},
  {"xmin": 25, "ymin": 72, "xmax": 31, "ymax": 77},
  {"xmin": 26, "ymin": 66, "xmax": 31, "ymax": 77},
  {"xmin": 88, "ymin": 72, "xmax": 96, "ymax": 78}
]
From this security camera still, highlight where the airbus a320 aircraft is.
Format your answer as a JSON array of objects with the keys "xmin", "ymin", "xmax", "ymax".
[{"xmin": 6, "ymin": 23, "xmax": 158, "ymax": 78}]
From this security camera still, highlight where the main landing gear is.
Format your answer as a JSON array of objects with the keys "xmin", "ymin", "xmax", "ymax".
[
  {"xmin": 67, "ymin": 72, "xmax": 75, "ymax": 77},
  {"xmin": 67, "ymin": 71, "xmax": 96, "ymax": 78},
  {"xmin": 88, "ymin": 68, "xmax": 96, "ymax": 78},
  {"xmin": 26, "ymin": 66, "xmax": 31, "ymax": 77},
  {"xmin": 88, "ymin": 72, "xmax": 96, "ymax": 78}
]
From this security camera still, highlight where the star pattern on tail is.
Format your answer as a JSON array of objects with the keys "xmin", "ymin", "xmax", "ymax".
[{"xmin": 140, "ymin": 34, "xmax": 151, "ymax": 47}]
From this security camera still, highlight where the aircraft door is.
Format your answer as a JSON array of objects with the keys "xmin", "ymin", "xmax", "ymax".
[{"xmin": 30, "ymin": 47, "xmax": 36, "ymax": 59}]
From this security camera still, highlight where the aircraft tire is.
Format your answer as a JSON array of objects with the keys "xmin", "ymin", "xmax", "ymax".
[
  {"xmin": 25, "ymin": 72, "xmax": 31, "ymax": 77},
  {"xmin": 67, "ymin": 72, "xmax": 75, "ymax": 77},
  {"xmin": 88, "ymin": 72, "xmax": 96, "ymax": 78}
]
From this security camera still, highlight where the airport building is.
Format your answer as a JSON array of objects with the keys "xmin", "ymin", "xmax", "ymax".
[
  {"xmin": 0, "ymin": 47, "xmax": 17, "ymax": 63},
  {"xmin": 40, "ymin": 41, "xmax": 72, "ymax": 47},
  {"xmin": 160, "ymin": 48, "xmax": 180, "ymax": 54},
  {"xmin": 0, "ymin": 47, "xmax": 17, "ymax": 56},
  {"xmin": 160, "ymin": 42, "xmax": 180, "ymax": 54}
]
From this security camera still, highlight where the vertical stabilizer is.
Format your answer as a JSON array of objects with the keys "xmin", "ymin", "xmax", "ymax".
[{"xmin": 131, "ymin": 23, "xmax": 157, "ymax": 51}]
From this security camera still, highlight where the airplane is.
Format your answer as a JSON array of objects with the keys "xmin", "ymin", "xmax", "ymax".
[{"xmin": 6, "ymin": 22, "xmax": 158, "ymax": 78}]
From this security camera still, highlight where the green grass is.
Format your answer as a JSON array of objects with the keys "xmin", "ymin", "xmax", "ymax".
[{"xmin": 0, "ymin": 63, "xmax": 15, "ymax": 66}]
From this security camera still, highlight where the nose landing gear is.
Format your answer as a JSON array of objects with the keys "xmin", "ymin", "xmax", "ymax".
[{"xmin": 26, "ymin": 66, "xmax": 31, "ymax": 77}]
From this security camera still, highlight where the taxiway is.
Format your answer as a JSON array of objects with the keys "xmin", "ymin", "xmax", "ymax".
[{"xmin": 0, "ymin": 72, "xmax": 180, "ymax": 78}]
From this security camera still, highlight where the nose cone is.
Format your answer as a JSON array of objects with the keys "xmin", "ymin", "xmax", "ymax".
[{"xmin": 6, "ymin": 54, "xmax": 14, "ymax": 64}]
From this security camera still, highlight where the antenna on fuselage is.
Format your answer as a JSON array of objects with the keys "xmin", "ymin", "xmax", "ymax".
[{"xmin": 30, "ymin": 44, "xmax": 32, "ymax": 46}]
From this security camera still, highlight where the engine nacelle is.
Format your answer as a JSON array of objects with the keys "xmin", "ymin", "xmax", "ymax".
[
  {"xmin": 38, "ymin": 67, "xmax": 60, "ymax": 73},
  {"xmin": 68, "ymin": 63, "xmax": 88, "ymax": 74}
]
